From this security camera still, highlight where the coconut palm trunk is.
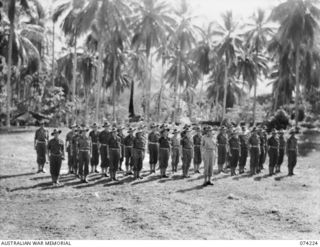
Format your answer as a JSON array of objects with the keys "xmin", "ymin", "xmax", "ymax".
[
  {"xmin": 95, "ymin": 42, "xmax": 104, "ymax": 123},
  {"xmin": 157, "ymin": 58, "xmax": 165, "ymax": 121},
  {"xmin": 295, "ymin": 48, "xmax": 300, "ymax": 127},
  {"xmin": 6, "ymin": 0, "xmax": 16, "ymax": 128},
  {"xmin": 112, "ymin": 58, "xmax": 117, "ymax": 122},
  {"xmin": 222, "ymin": 57, "xmax": 228, "ymax": 122},
  {"xmin": 173, "ymin": 53, "xmax": 181, "ymax": 123},
  {"xmin": 252, "ymin": 78, "xmax": 257, "ymax": 124},
  {"xmin": 51, "ymin": 21, "xmax": 55, "ymax": 87},
  {"xmin": 72, "ymin": 38, "xmax": 77, "ymax": 121}
]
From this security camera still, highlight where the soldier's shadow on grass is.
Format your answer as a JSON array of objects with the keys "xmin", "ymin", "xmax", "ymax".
[
  {"xmin": 232, "ymin": 172, "xmax": 253, "ymax": 180},
  {"xmin": 213, "ymin": 174, "xmax": 230, "ymax": 181},
  {"xmin": 1, "ymin": 172, "xmax": 35, "ymax": 179},
  {"xmin": 131, "ymin": 175, "xmax": 162, "ymax": 186},
  {"xmin": 10, "ymin": 181, "xmax": 53, "ymax": 192},
  {"xmin": 274, "ymin": 175, "xmax": 288, "ymax": 181},
  {"xmin": 157, "ymin": 175, "xmax": 185, "ymax": 183},
  {"xmin": 254, "ymin": 174, "xmax": 271, "ymax": 181},
  {"xmin": 176, "ymin": 184, "xmax": 205, "ymax": 193}
]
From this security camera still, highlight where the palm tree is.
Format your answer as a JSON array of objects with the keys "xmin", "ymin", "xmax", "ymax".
[
  {"xmin": 131, "ymin": 0, "xmax": 174, "ymax": 122},
  {"xmin": 3, "ymin": 0, "xmax": 44, "ymax": 127},
  {"xmin": 212, "ymin": 11, "xmax": 242, "ymax": 122},
  {"xmin": 244, "ymin": 9, "xmax": 273, "ymax": 123},
  {"xmin": 75, "ymin": 0, "xmax": 131, "ymax": 123},
  {"xmin": 53, "ymin": 0, "xmax": 85, "ymax": 121},
  {"xmin": 170, "ymin": 0, "xmax": 200, "ymax": 123},
  {"xmin": 270, "ymin": 0, "xmax": 320, "ymax": 127}
]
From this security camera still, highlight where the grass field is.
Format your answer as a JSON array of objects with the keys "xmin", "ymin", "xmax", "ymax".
[{"xmin": 0, "ymin": 130, "xmax": 319, "ymax": 239}]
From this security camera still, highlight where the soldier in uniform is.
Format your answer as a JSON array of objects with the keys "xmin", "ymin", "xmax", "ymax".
[
  {"xmin": 171, "ymin": 129, "xmax": 180, "ymax": 173},
  {"xmin": 239, "ymin": 126, "xmax": 248, "ymax": 174},
  {"xmin": 287, "ymin": 129, "xmax": 298, "ymax": 176},
  {"xmin": 89, "ymin": 123, "xmax": 100, "ymax": 173},
  {"xmin": 228, "ymin": 128, "xmax": 240, "ymax": 176},
  {"xmin": 118, "ymin": 127, "xmax": 125, "ymax": 171},
  {"xmin": 201, "ymin": 126, "xmax": 216, "ymax": 186},
  {"xmin": 65, "ymin": 123, "xmax": 77, "ymax": 174},
  {"xmin": 193, "ymin": 126, "xmax": 202, "ymax": 174},
  {"xmin": 71, "ymin": 126, "xmax": 81, "ymax": 177},
  {"xmin": 132, "ymin": 127, "xmax": 146, "ymax": 179},
  {"xmin": 180, "ymin": 127, "xmax": 193, "ymax": 178},
  {"xmin": 123, "ymin": 127, "xmax": 135, "ymax": 175},
  {"xmin": 258, "ymin": 127, "xmax": 267, "ymax": 173},
  {"xmin": 158, "ymin": 128, "xmax": 171, "ymax": 178},
  {"xmin": 267, "ymin": 128, "xmax": 279, "ymax": 176},
  {"xmin": 276, "ymin": 129, "xmax": 286, "ymax": 173},
  {"xmin": 34, "ymin": 120, "xmax": 49, "ymax": 173},
  {"xmin": 47, "ymin": 129, "xmax": 64, "ymax": 186},
  {"xmin": 78, "ymin": 126, "xmax": 91, "ymax": 183},
  {"xmin": 248, "ymin": 127, "xmax": 260, "ymax": 175},
  {"xmin": 217, "ymin": 126, "xmax": 228, "ymax": 173},
  {"xmin": 148, "ymin": 123, "xmax": 160, "ymax": 174},
  {"xmin": 107, "ymin": 127, "xmax": 122, "ymax": 181},
  {"xmin": 99, "ymin": 122, "xmax": 111, "ymax": 177}
]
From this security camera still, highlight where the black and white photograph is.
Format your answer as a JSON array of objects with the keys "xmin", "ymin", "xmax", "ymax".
[{"xmin": 0, "ymin": 0, "xmax": 320, "ymax": 242}]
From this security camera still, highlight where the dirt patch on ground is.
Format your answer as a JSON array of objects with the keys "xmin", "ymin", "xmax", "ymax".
[{"xmin": 0, "ymin": 131, "xmax": 319, "ymax": 239}]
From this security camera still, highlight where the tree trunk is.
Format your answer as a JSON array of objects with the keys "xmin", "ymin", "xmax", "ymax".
[
  {"xmin": 273, "ymin": 84, "xmax": 279, "ymax": 113},
  {"xmin": 252, "ymin": 78, "xmax": 257, "ymax": 125},
  {"xmin": 51, "ymin": 21, "xmax": 55, "ymax": 87},
  {"xmin": 200, "ymin": 75, "xmax": 205, "ymax": 118},
  {"xmin": 295, "ymin": 48, "xmax": 300, "ymax": 127},
  {"xmin": 173, "ymin": 53, "xmax": 181, "ymax": 123},
  {"xmin": 72, "ymin": 38, "xmax": 77, "ymax": 121},
  {"xmin": 147, "ymin": 54, "xmax": 153, "ymax": 122},
  {"xmin": 215, "ymin": 88, "xmax": 220, "ymax": 121},
  {"xmin": 6, "ymin": 1, "xmax": 16, "ymax": 128},
  {"xmin": 222, "ymin": 57, "xmax": 228, "ymax": 122},
  {"xmin": 95, "ymin": 42, "xmax": 104, "ymax": 123},
  {"xmin": 157, "ymin": 58, "xmax": 165, "ymax": 122},
  {"xmin": 112, "ymin": 58, "xmax": 117, "ymax": 122},
  {"xmin": 84, "ymin": 87, "xmax": 89, "ymax": 125}
]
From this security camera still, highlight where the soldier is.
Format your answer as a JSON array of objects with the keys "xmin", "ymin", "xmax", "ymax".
[
  {"xmin": 217, "ymin": 126, "xmax": 228, "ymax": 173},
  {"xmin": 89, "ymin": 123, "xmax": 100, "ymax": 173},
  {"xmin": 71, "ymin": 126, "xmax": 81, "ymax": 177},
  {"xmin": 180, "ymin": 127, "xmax": 193, "ymax": 178},
  {"xmin": 171, "ymin": 129, "xmax": 180, "ymax": 173},
  {"xmin": 229, "ymin": 128, "xmax": 240, "ymax": 176},
  {"xmin": 276, "ymin": 129, "xmax": 286, "ymax": 173},
  {"xmin": 65, "ymin": 123, "xmax": 77, "ymax": 174},
  {"xmin": 34, "ymin": 120, "xmax": 49, "ymax": 173},
  {"xmin": 239, "ymin": 126, "xmax": 248, "ymax": 174},
  {"xmin": 148, "ymin": 123, "xmax": 160, "ymax": 174},
  {"xmin": 118, "ymin": 127, "xmax": 125, "ymax": 171},
  {"xmin": 124, "ymin": 127, "xmax": 135, "ymax": 175},
  {"xmin": 99, "ymin": 122, "xmax": 111, "ymax": 177},
  {"xmin": 248, "ymin": 127, "xmax": 260, "ymax": 175},
  {"xmin": 159, "ymin": 128, "xmax": 171, "ymax": 178},
  {"xmin": 133, "ymin": 127, "xmax": 146, "ymax": 179},
  {"xmin": 78, "ymin": 126, "xmax": 91, "ymax": 183},
  {"xmin": 258, "ymin": 127, "xmax": 267, "ymax": 173},
  {"xmin": 287, "ymin": 129, "xmax": 298, "ymax": 176},
  {"xmin": 267, "ymin": 128, "xmax": 279, "ymax": 176},
  {"xmin": 47, "ymin": 129, "xmax": 64, "ymax": 186},
  {"xmin": 193, "ymin": 126, "xmax": 202, "ymax": 174},
  {"xmin": 201, "ymin": 126, "xmax": 216, "ymax": 186},
  {"xmin": 107, "ymin": 127, "xmax": 122, "ymax": 181}
]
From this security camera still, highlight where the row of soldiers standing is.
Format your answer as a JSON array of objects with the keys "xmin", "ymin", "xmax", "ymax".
[{"xmin": 34, "ymin": 120, "xmax": 299, "ymax": 186}]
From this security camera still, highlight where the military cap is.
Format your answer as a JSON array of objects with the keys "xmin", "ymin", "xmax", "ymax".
[
  {"xmin": 136, "ymin": 127, "xmax": 144, "ymax": 133},
  {"xmin": 279, "ymin": 129, "xmax": 284, "ymax": 134},
  {"xmin": 150, "ymin": 123, "xmax": 158, "ymax": 129},
  {"xmin": 51, "ymin": 129, "xmax": 62, "ymax": 136},
  {"xmin": 172, "ymin": 129, "xmax": 180, "ymax": 134},
  {"xmin": 289, "ymin": 128, "xmax": 296, "ymax": 134},
  {"xmin": 91, "ymin": 123, "xmax": 98, "ymax": 128},
  {"xmin": 193, "ymin": 125, "xmax": 201, "ymax": 130},
  {"xmin": 206, "ymin": 126, "xmax": 214, "ymax": 132},
  {"xmin": 219, "ymin": 126, "xmax": 226, "ymax": 131},
  {"xmin": 160, "ymin": 128, "xmax": 170, "ymax": 134},
  {"xmin": 251, "ymin": 127, "xmax": 257, "ymax": 132},
  {"xmin": 271, "ymin": 128, "xmax": 277, "ymax": 134},
  {"xmin": 111, "ymin": 127, "xmax": 118, "ymax": 133},
  {"xmin": 102, "ymin": 122, "xmax": 110, "ymax": 127},
  {"xmin": 70, "ymin": 123, "xmax": 78, "ymax": 129},
  {"xmin": 184, "ymin": 127, "xmax": 192, "ymax": 132}
]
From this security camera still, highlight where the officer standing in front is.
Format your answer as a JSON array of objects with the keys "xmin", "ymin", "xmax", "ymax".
[
  {"xmin": 107, "ymin": 127, "xmax": 122, "ymax": 181},
  {"xmin": 47, "ymin": 129, "xmax": 64, "ymax": 186},
  {"xmin": 180, "ymin": 127, "xmax": 193, "ymax": 178},
  {"xmin": 89, "ymin": 123, "xmax": 100, "ymax": 173},
  {"xmin": 228, "ymin": 128, "xmax": 240, "ymax": 176},
  {"xmin": 248, "ymin": 127, "xmax": 260, "ymax": 175},
  {"xmin": 171, "ymin": 129, "xmax": 180, "ymax": 173},
  {"xmin": 158, "ymin": 128, "xmax": 171, "ymax": 178},
  {"xmin": 65, "ymin": 123, "xmax": 77, "ymax": 174},
  {"xmin": 34, "ymin": 120, "xmax": 49, "ymax": 173},
  {"xmin": 123, "ymin": 127, "xmax": 135, "ymax": 175},
  {"xmin": 99, "ymin": 122, "xmax": 111, "ymax": 177},
  {"xmin": 239, "ymin": 126, "xmax": 248, "ymax": 174},
  {"xmin": 276, "ymin": 129, "xmax": 286, "ymax": 173}
]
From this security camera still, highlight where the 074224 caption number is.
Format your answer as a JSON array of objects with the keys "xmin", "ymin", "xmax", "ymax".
[{"xmin": 300, "ymin": 241, "xmax": 318, "ymax": 246}]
